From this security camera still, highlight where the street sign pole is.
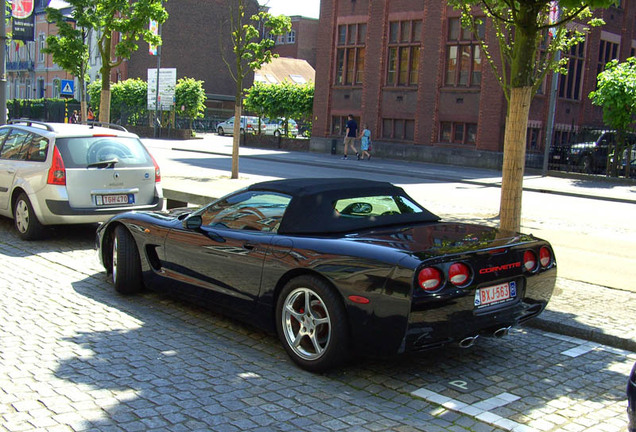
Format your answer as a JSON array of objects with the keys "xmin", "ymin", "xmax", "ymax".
[
  {"xmin": 1, "ymin": 1, "xmax": 7, "ymax": 125},
  {"xmin": 153, "ymin": 0, "xmax": 162, "ymax": 138}
]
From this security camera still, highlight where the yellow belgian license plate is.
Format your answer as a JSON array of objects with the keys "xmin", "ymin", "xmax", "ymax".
[{"xmin": 474, "ymin": 281, "xmax": 516, "ymax": 308}]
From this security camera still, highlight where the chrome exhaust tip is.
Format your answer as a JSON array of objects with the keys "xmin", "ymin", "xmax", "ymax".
[
  {"xmin": 458, "ymin": 335, "xmax": 479, "ymax": 348},
  {"xmin": 493, "ymin": 326, "xmax": 511, "ymax": 338}
]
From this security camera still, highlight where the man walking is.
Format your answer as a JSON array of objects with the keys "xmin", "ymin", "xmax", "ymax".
[{"xmin": 343, "ymin": 114, "xmax": 359, "ymax": 159}]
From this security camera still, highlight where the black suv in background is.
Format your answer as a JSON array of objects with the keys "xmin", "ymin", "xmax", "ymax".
[{"xmin": 549, "ymin": 130, "xmax": 636, "ymax": 174}]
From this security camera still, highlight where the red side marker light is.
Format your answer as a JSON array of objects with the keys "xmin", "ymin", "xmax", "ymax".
[{"xmin": 348, "ymin": 295, "xmax": 370, "ymax": 304}]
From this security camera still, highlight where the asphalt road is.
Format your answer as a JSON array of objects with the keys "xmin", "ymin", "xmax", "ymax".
[{"xmin": 143, "ymin": 134, "xmax": 636, "ymax": 293}]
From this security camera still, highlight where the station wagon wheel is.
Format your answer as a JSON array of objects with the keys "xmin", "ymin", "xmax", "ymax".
[
  {"xmin": 112, "ymin": 225, "xmax": 144, "ymax": 294},
  {"xmin": 276, "ymin": 276, "xmax": 349, "ymax": 372},
  {"xmin": 14, "ymin": 192, "xmax": 44, "ymax": 240},
  {"xmin": 217, "ymin": 127, "xmax": 224, "ymax": 136},
  {"xmin": 274, "ymin": 130, "xmax": 281, "ymax": 138},
  {"xmin": 581, "ymin": 156, "xmax": 594, "ymax": 174}
]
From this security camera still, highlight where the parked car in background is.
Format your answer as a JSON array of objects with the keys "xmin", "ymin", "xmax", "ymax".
[
  {"xmin": 550, "ymin": 130, "xmax": 636, "ymax": 174},
  {"xmin": 216, "ymin": 116, "xmax": 260, "ymax": 136},
  {"xmin": 0, "ymin": 120, "xmax": 163, "ymax": 240},
  {"xmin": 262, "ymin": 118, "xmax": 298, "ymax": 137}
]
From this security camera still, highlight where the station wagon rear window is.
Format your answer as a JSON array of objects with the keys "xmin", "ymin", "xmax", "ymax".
[{"xmin": 55, "ymin": 137, "xmax": 152, "ymax": 168}]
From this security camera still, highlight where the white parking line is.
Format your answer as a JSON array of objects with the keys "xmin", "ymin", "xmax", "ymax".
[{"xmin": 411, "ymin": 388, "xmax": 532, "ymax": 432}]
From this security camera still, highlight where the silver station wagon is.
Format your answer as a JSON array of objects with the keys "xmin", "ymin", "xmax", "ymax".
[{"xmin": 0, "ymin": 120, "xmax": 163, "ymax": 240}]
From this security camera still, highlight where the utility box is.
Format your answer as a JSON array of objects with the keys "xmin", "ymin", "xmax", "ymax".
[{"xmin": 331, "ymin": 139, "xmax": 337, "ymax": 155}]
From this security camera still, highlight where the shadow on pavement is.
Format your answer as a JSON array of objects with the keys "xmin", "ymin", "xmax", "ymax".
[{"xmin": 53, "ymin": 274, "xmax": 632, "ymax": 431}]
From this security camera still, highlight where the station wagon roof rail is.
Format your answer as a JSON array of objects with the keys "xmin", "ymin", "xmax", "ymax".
[{"xmin": 8, "ymin": 119, "xmax": 55, "ymax": 131}]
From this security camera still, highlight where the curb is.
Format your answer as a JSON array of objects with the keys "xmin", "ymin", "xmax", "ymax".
[{"xmin": 527, "ymin": 318, "xmax": 636, "ymax": 352}]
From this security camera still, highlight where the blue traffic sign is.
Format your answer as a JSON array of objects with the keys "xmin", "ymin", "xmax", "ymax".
[{"xmin": 60, "ymin": 79, "xmax": 74, "ymax": 96}]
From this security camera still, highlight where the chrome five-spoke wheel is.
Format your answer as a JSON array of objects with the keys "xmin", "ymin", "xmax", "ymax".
[
  {"xmin": 281, "ymin": 287, "xmax": 332, "ymax": 361},
  {"xmin": 276, "ymin": 276, "xmax": 349, "ymax": 372}
]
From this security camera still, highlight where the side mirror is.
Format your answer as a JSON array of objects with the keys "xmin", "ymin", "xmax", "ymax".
[{"xmin": 183, "ymin": 214, "xmax": 202, "ymax": 230}]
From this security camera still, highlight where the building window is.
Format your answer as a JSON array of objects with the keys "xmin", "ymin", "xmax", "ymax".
[
  {"xmin": 38, "ymin": 34, "xmax": 45, "ymax": 63},
  {"xmin": 287, "ymin": 30, "xmax": 296, "ymax": 44},
  {"xmin": 382, "ymin": 118, "xmax": 415, "ymax": 141},
  {"xmin": 331, "ymin": 115, "xmax": 360, "ymax": 136},
  {"xmin": 386, "ymin": 20, "xmax": 421, "ymax": 86},
  {"xmin": 445, "ymin": 17, "xmax": 484, "ymax": 87},
  {"xmin": 559, "ymin": 37, "xmax": 585, "ymax": 100},
  {"xmin": 526, "ymin": 127, "xmax": 541, "ymax": 153},
  {"xmin": 439, "ymin": 121, "xmax": 477, "ymax": 145},
  {"xmin": 597, "ymin": 38, "xmax": 619, "ymax": 76},
  {"xmin": 335, "ymin": 23, "xmax": 366, "ymax": 86}
]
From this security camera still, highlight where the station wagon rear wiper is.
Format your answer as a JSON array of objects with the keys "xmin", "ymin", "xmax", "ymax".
[{"xmin": 87, "ymin": 158, "xmax": 119, "ymax": 168}]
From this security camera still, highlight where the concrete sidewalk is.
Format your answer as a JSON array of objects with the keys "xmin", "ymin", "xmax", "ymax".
[{"xmin": 149, "ymin": 135, "xmax": 636, "ymax": 354}]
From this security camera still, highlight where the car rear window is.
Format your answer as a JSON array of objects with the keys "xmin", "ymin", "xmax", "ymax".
[
  {"xmin": 334, "ymin": 195, "xmax": 424, "ymax": 217},
  {"xmin": 55, "ymin": 136, "xmax": 152, "ymax": 168}
]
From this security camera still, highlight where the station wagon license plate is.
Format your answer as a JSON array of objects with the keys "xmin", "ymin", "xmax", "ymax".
[
  {"xmin": 96, "ymin": 194, "xmax": 134, "ymax": 206},
  {"xmin": 474, "ymin": 281, "xmax": 516, "ymax": 308}
]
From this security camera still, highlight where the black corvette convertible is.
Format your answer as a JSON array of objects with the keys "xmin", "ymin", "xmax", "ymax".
[{"xmin": 97, "ymin": 178, "xmax": 557, "ymax": 372}]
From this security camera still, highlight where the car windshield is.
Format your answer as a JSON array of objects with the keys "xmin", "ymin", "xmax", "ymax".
[
  {"xmin": 570, "ymin": 130, "xmax": 606, "ymax": 144},
  {"xmin": 56, "ymin": 136, "xmax": 152, "ymax": 168},
  {"xmin": 197, "ymin": 191, "xmax": 291, "ymax": 233}
]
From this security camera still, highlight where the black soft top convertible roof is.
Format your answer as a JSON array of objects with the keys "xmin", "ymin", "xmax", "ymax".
[{"xmin": 247, "ymin": 178, "xmax": 440, "ymax": 234}]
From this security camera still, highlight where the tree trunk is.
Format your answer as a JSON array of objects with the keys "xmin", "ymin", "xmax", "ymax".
[
  {"xmin": 99, "ymin": 32, "xmax": 112, "ymax": 124},
  {"xmin": 231, "ymin": 102, "xmax": 241, "ymax": 179},
  {"xmin": 499, "ymin": 86, "xmax": 533, "ymax": 233},
  {"xmin": 99, "ymin": 88, "xmax": 111, "ymax": 124}
]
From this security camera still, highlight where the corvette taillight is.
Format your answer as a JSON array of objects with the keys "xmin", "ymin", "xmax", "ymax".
[
  {"xmin": 47, "ymin": 146, "xmax": 66, "ymax": 185},
  {"xmin": 418, "ymin": 267, "xmax": 442, "ymax": 292},
  {"xmin": 539, "ymin": 247, "xmax": 552, "ymax": 267},
  {"xmin": 448, "ymin": 262, "xmax": 471, "ymax": 287},
  {"xmin": 523, "ymin": 250, "xmax": 538, "ymax": 272}
]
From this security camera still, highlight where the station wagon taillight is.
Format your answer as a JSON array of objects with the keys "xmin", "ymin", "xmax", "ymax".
[
  {"xmin": 47, "ymin": 147, "xmax": 66, "ymax": 185},
  {"xmin": 150, "ymin": 153, "xmax": 161, "ymax": 182}
]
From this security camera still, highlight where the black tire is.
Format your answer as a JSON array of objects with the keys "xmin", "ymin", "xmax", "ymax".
[
  {"xmin": 217, "ymin": 127, "xmax": 224, "ymax": 136},
  {"xmin": 13, "ymin": 192, "xmax": 44, "ymax": 240},
  {"xmin": 274, "ymin": 130, "xmax": 281, "ymax": 138},
  {"xmin": 276, "ymin": 276, "xmax": 350, "ymax": 372},
  {"xmin": 112, "ymin": 226, "xmax": 144, "ymax": 294}
]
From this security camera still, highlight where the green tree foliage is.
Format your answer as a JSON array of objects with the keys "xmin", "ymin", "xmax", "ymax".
[
  {"xmin": 448, "ymin": 0, "xmax": 616, "ymax": 232},
  {"xmin": 223, "ymin": 0, "xmax": 291, "ymax": 178},
  {"xmin": 589, "ymin": 57, "xmax": 636, "ymax": 177},
  {"xmin": 43, "ymin": 3, "xmax": 91, "ymax": 120},
  {"xmin": 175, "ymin": 77, "xmax": 206, "ymax": 120},
  {"xmin": 244, "ymin": 81, "xmax": 314, "ymax": 134},
  {"xmin": 88, "ymin": 77, "xmax": 205, "ymax": 126},
  {"xmin": 59, "ymin": 0, "xmax": 168, "ymax": 123}
]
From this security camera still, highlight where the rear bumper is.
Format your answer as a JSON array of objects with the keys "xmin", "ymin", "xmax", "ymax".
[
  {"xmin": 403, "ymin": 268, "xmax": 556, "ymax": 352},
  {"xmin": 40, "ymin": 196, "xmax": 164, "ymax": 224}
]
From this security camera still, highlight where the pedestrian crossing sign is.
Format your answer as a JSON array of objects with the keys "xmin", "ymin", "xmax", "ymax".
[{"xmin": 60, "ymin": 79, "xmax": 74, "ymax": 96}]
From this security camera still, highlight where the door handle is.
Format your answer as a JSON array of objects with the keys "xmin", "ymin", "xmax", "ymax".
[{"xmin": 243, "ymin": 243, "xmax": 256, "ymax": 251}]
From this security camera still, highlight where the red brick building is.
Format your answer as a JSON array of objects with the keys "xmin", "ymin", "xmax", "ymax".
[
  {"xmin": 270, "ymin": 16, "xmax": 319, "ymax": 68},
  {"xmin": 310, "ymin": 0, "xmax": 636, "ymax": 169}
]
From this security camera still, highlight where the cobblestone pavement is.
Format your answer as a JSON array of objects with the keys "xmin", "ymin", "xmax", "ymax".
[{"xmin": 1, "ymin": 217, "xmax": 635, "ymax": 432}]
